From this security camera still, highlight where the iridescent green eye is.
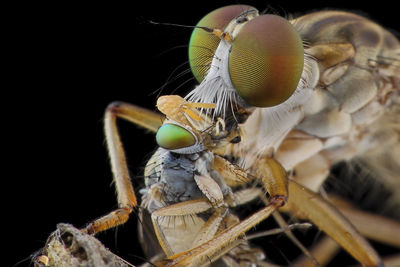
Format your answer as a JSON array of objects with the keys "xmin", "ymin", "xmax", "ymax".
[
  {"xmin": 156, "ymin": 124, "xmax": 196, "ymax": 150},
  {"xmin": 189, "ymin": 5, "xmax": 255, "ymax": 83},
  {"xmin": 229, "ymin": 15, "xmax": 304, "ymax": 107}
]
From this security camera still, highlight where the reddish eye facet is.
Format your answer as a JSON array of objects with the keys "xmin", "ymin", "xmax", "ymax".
[
  {"xmin": 189, "ymin": 6, "xmax": 304, "ymax": 108},
  {"xmin": 229, "ymin": 15, "xmax": 304, "ymax": 107},
  {"xmin": 188, "ymin": 5, "xmax": 255, "ymax": 83}
]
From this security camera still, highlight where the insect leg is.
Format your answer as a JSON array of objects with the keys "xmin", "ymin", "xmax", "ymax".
[
  {"xmin": 212, "ymin": 155, "xmax": 251, "ymax": 187},
  {"xmin": 150, "ymin": 198, "xmax": 221, "ymax": 257},
  {"xmin": 156, "ymin": 95, "xmax": 215, "ymax": 126},
  {"xmin": 84, "ymin": 102, "xmax": 164, "ymax": 235},
  {"xmin": 162, "ymin": 201, "xmax": 280, "ymax": 267},
  {"xmin": 158, "ymin": 158, "xmax": 288, "ymax": 267},
  {"xmin": 256, "ymin": 157, "xmax": 289, "ymax": 201},
  {"xmin": 287, "ymin": 180, "xmax": 383, "ymax": 267},
  {"xmin": 291, "ymin": 199, "xmax": 400, "ymax": 266},
  {"xmin": 293, "ymin": 236, "xmax": 340, "ymax": 267},
  {"xmin": 331, "ymin": 197, "xmax": 400, "ymax": 248},
  {"xmin": 107, "ymin": 101, "xmax": 165, "ymax": 132}
]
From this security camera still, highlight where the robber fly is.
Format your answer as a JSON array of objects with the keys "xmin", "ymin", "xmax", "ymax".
[
  {"xmin": 184, "ymin": 4, "xmax": 400, "ymax": 266},
  {"xmin": 35, "ymin": 4, "xmax": 400, "ymax": 267}
]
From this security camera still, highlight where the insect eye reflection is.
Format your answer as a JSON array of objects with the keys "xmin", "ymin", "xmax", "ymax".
[
  {"xmin": 156, "ymin": 123, "xmax": 196, "ymax": 150},
  {"xmin": 189, "ymin": 5, "xmax": 304, "ymax": 107}
]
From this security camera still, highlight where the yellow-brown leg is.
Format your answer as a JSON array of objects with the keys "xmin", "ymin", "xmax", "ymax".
[
  {"xmin": 155, "ymin": 157, "xmax": 288, "ymax": 267},
  {"xmin": 159, "ymin": 156, "xmax": 384, "ymax": 267},
  {"xmin": 293, "ymin": 236, "xmax": 340, "ymax": 267},
  {"xmin": 162, "ymin": 200, "xmax": 283, "ymax": 267},
  {"xmin": 84, "ymin": 102, "xmax": 164, "ymax": 235},
  {"xmin": 151, "ymin": 198, "xmax": 226, "ymax": 257},
  {"xmin": 329, "ymin": 196, "xmax": 400, "ymax": 248},
  {"xmin": 150, "ymin": 174, "xmax": 264, "ymax": 261},
  {"xmin": 287, "ymin": 181, "xmax": 382, "ymax": 267},
  {"xmin": 292, "ymin": 202, "xmax": 400, "ymax": 267}
]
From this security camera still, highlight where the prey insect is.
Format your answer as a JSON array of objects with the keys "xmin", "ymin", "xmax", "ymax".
[
  {"xmin": 34, "ymin": 95, "xmax": 286, "ymax": 267},
  {"xmin": 35, "ymin": 4, "xmax": 400, "ymax": 267},
  {"xmin": 35, "ymin": 96, "xmax": 384, "ymax": 267},
  {"xmin": 84, "ymin": 95, "xmax": 295, "ymax": 267}
]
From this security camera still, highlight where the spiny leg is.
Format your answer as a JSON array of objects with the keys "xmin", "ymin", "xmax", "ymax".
[
  {"xmin": 160, "ymin": 156, "xmax": 384, "ymax": 266},
  {"xmin": 272, "ymin": 210, "xmax": 320, "ymax": 266},
  {"xmin": 84, "ymin": 102, "xmax": 164, "ymax": 234},
  {"xmin": 256, "ymin": 180, "xmax": 319, "ymax": 266},
  {"xmin": 152, "ymin": 172, "xmax": 228, "ymax": 257},
  {"xmin": 150, "ymin": 167, "xmax": 265, "ymax": 260},
  {"xmin": 292, "ymin": 202, "xmax": 400, "ymax": 266},
  {"xmin": 163, "ymin": 200, "xmax": 283, "ymax": 267},
  {"xmin": 151, "ymin": 198, "xmax": 226, "ymax": 257},
  {"xmin": 158, "ymin": 157, "xmax": 288, "ymax": 267},
  {"xmin": 286, "ymin": 180, "xmax": 382, "ymax": 267}
]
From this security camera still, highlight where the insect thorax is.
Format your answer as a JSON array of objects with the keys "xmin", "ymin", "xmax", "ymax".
[{"xmin": 142, "ymin": 148, "xmax": 216, "ymax": 213}]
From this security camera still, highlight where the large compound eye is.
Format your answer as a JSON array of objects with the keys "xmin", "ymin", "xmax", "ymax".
[
  {"xmin": 229, "ymin": 15, "xmax": 304, "ymax": 107},
  {"xmin": 189, "ymin": 5, "xmax": 255, "ymax": 83},
  {"xmin": 156, "ymin": 124, "xmax": 196, "ymax": 150}
]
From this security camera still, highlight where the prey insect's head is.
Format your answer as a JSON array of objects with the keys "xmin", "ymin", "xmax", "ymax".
[
  {"xmin": 156, "ymin": 117, "xmax": 243, "ymax": 155},
  {"xmin": 187, "ymin": 5, "xmax": 304, "ymax": 111},
  {"xmin": 155, "ymin": 96, "xmax": 213, "ymax": 154},
  {"xmin": 155, "ymin": 95, "xmax": 246, "ymax": 154}
]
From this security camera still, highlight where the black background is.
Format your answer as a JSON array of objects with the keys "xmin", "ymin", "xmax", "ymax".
[{"xmin": 8, "ymin": 1, "xmax": 398, "ymax": 266}]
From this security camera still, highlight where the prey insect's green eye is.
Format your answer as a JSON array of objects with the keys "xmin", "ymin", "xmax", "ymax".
[
  {"xmin": 156, "ymin": 124, "xmax": 196, "ymax": 150},
  {"xmin": 189, "ymin": 5, "xmax": 255, "ymax": 83},
  {"xmin": 229, "ymin": 15, "xmax": 304, "ymax": 107}
]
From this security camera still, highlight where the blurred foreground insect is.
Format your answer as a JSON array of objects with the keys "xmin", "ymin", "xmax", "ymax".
[{"xmin": 35, "ymin": 4, "xmax": 400, "ymax": 267}]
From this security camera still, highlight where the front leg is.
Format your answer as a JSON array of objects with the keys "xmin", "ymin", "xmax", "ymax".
[{"xmin": 85, "ymin": 102, "xmax": 164, "ymax": 234}]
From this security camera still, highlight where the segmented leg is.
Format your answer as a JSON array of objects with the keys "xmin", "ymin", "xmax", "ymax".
[
  {"xmin": 293, "ymin": 236, "xmax": 340, "ymax": 267},
  {"xmin": 160, "ymin": 200, "xmax": 284, "ymax": 267},
  {"xmin": 150, "ymin": 167, "xmax": 264, "ymax": 264},
  {"xmin": 84, "ymin": 102, "xmax": 164, "ymax": 234},
  {"xmin": 152, "ymin": 157, "xmax": 288, "ymax": 267},
  {"xmin": 329, "ymin": 196, "xmax": 400, "ymax": 248},
  {"xmin": 292, "ymin": 201, "xmax": 400, "ymax": 267},
  {"xmin": 286, "ymin": 181, "xmax": 382, "ymax": 267}
]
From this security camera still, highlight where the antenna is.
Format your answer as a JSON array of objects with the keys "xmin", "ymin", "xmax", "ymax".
[
  {"xmin": 148, "ymin": 20, "xmax": 232, "ymax": 42},
  {"xmin": 148, "ymin": 20, "xmax": 214, "ymax": 32}
]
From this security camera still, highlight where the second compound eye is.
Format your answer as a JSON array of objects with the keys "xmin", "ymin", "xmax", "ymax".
[
  {"xmin": 229, "ymin": 15, "xmax": 304, "ymax": 107},
  {"xmin": 188, "ymin": 5, "xmax": 255, "ymax": 83},
  {"xmin": 156, "ymin": 124, "xmax": 196, "ymax": 150}
]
